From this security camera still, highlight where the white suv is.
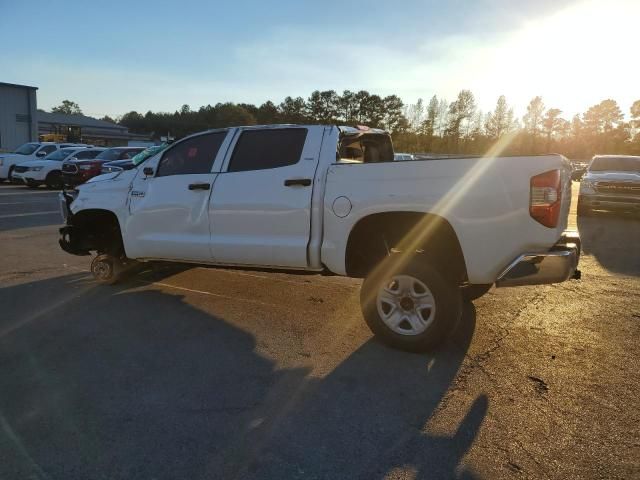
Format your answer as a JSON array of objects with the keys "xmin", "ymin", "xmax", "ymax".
[
  {"xmin": 12, "ymin": 147, "xmax": 105, "ymax": 189},
  {"xmin": 0, "ymin": 142, "xmax": 84, "ymax": 183}
]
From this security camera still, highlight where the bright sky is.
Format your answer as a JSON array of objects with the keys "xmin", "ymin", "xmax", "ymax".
[{"xmin": 1, "ymin": 0, "xmax": 637, "ymax": 119}]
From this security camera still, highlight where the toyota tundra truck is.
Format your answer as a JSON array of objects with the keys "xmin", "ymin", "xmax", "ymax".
[
  {"xmin": 578, "ymin": 155, "xmax": 640, "ymax": 215},
  {"xmin": 58, "ymin": 125, "xmax": 580, "ymax": 352}
]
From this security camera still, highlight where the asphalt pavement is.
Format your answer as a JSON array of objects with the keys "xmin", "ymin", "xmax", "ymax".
[{"xmin": 0, "ymin": 182, "xmax": 638, "ymax": 479}]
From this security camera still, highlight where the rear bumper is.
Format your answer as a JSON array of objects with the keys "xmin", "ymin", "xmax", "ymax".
[{"xmin": 496, "ymin": 231, "xmax": 581, "ymax": 287}]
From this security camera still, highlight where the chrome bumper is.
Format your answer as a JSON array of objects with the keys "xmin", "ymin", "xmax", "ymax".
[{"xmin": 496, "ymin": 231, "xmax": 581, "ymax": 288}]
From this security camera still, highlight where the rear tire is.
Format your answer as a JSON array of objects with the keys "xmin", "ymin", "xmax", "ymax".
[{"xmin": 360, "ymin": 256, "xmax": 462, "ymax": 352}]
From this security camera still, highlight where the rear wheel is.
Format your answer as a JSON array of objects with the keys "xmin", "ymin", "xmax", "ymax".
[
  {"xmin": 45, "ymin": 171, "xmax": 63, "ymax": 189},
  {"xmin": 360, "ymin": 257, "xmax": 462, "ymax": 352}
]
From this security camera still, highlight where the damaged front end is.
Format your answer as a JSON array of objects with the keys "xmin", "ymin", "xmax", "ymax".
[{"xmin": 58, "ymin": 189, "xmax": 91, "ymax": 256}]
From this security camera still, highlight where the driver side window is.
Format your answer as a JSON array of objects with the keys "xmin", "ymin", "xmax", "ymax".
[
  {"xmin": 39, "ymin": 145, "xmax": 57, "ymax": 155},
  {"xmin": 157, "ymin": 132, "xmax": 226, "ymax": 177}
]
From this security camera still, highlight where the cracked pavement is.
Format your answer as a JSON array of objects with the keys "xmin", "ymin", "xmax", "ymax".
[{"xmin": 0, "ymin": 183, "xmax": 638, "ymax": 479}]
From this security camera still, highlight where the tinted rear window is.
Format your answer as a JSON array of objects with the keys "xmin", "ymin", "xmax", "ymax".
[{"xmin": 228, "ymin": 129, "xmax": 307, "ymax": 172}]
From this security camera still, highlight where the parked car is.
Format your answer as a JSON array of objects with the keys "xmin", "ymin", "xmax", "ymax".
[
  {"xmin": 394, "ymin": 153, "xmax": 415, "ymax": 161},
  {"xmin": 12, "ymin": 147, "xmax": 90, "ymax": 189},
  {"xmin": 101, "ymin": 144, "xmax": 169, "ymax": 174},
  {"xmin": 578, "ymin": 155, "xmax": 640, "ymax": 215},
  {"xmin": 62, "ymin": 146, "xmax": 145, "ymax": 186},
  {"xmin": 0, "ymin": 142, "xmax": 84, "ymax": 183},
  {"xmin": 59, "ymin": 124, "xmax": 580, "ymax": 352}
]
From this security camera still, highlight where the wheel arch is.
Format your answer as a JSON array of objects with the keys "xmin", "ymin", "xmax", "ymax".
[
  {"xmin": 62, "ymin": 208, "xmax": 126, "ymax": 256},
  {"xmin": 344, "ymin": 211, "xmax": 468, "ymax": 284}
]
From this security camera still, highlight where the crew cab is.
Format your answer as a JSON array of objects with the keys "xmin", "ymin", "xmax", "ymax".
[
  {"xmin": 58, "ymin": 125, "xmax": 580, "ymax": 352},
  {"xmin": 578, "ymin": 155, "xmax": 640, "ymax": 215},
  {"xmin": 0, "ymin": 142, "xmax": 82, "ymax": 182}
]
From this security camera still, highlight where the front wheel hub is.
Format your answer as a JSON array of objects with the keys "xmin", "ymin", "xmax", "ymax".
[{"xmin": 376, "ymin": 274, "xmax": 436, "ymax": 336}]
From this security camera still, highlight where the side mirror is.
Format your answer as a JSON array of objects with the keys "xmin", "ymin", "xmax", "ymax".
[
  {"xmin": 143, "ymin": 167, "xmax": 154, "ymax": 176},
  {"xmin": 36, "ymin": 150, "xmax": 47, "ymax": 158}
]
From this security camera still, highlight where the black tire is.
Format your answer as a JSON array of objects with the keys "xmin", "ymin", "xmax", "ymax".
[
  {"xmin": 461, "ymin": 283, "xmax": 492, "ymax": 301},
  {"xmin": 360, "ymin": 257, "xmax": 462, "ymax": 352},
  {"xmin": 45, "ymin": 171, "xmax": 63, "ymax": 190}
]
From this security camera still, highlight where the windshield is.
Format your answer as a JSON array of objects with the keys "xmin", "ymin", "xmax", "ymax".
[
  {"xmin": 44, "ymin": 149, "xmax": 78, "ymax": 161},
  {"xmin": 14, "ymin": 143, "xmax": 40, "ymax": 155},
  {"xmin": 589, "ymin": 157, "xmax": 640, "ymax": 172},
  {"xmin": 132, "ymin": 144, "xmax": 167, "ymax": 166},
  {"xmin": 95, "ymin": 149, "xmax": 125, "ymax": 161}
]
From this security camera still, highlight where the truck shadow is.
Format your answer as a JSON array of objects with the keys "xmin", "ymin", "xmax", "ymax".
[
  {"xmin": 577, "ymin": 212, "xmax": 640, "ymax": 277},
  {"xmin": 0, "ymin": 272, "xmax": 485, "ymax": 480}
]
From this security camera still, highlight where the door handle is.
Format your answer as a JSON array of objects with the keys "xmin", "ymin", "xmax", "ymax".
[
  {"xmin": 284, "ymin": 178, "xmax": 311, "ymax": 187},
  {"xmin": 188, "ymin": 183, "xmax": 211, "ymax": 191}
]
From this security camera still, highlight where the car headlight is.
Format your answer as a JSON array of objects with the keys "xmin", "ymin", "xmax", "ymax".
[
  {"xmin": 29, "ymin": 166, "xmax": 43, "ymax": 171},
  {"xmin": 79, "ymin": 165, "xmax": 93, "ymax": 171}
]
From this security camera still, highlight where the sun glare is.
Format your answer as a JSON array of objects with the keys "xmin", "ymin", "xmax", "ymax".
[{"xmin": 475, "ymin": 0, "xmax": 639, "ymax": 115}]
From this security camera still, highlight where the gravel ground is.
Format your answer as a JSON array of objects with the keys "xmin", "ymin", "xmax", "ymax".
[{"xmin": 0, "ymin": 182, "xmax": 638, "ymax": 480}]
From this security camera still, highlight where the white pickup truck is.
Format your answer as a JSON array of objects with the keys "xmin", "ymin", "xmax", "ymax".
[{"xmin": 59, "ymin": 125, "xmax": 580, "ymax": 351}]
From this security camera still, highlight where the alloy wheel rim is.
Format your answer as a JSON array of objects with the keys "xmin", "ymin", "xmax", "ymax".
[{"xmin": 376, "ymin": 274, "xmax": 436, "ymax": 336}]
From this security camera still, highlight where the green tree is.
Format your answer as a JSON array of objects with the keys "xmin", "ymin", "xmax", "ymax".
[
  {"xmin": 256, "ymin": 101, "xmax": 280, "ymax": 124},
  {"xmin": 446, "ymin": 90, "xmax": 476, "ymax": 149},
  {"xmin": 51, "ymin": 100, "xmax": 82, "ymax": 115},
  {"xmin": 542, "ymin": 108, "xmax": 565, "ymax": 150},
  {"xmin": 522, "ymin": 96, "xmax": 545, "ymax": 151},
  {"xmin": 278, "ymin": 96, "xmax": 307, "ymax": 124},
  {"xmin": 583, "ymin": 99, "xmax": 623, "ymax": 134},
  {"xmin": 485, "ymin": 95, "xmax": 515, "ymax": 140}
]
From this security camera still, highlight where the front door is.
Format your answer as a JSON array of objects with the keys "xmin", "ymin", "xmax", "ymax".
[
  {"xmin": 209, "ymin": 127, "xmax": 323, "ymax": 268},
  {"xmin": 124, "ymin": 131, "xmax": 229, "ymax": 261}
]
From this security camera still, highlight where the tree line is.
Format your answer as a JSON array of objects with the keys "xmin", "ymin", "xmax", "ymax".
[{"xmin": 53, "ymin": 90, "xmax": 640, "ymax": 158}]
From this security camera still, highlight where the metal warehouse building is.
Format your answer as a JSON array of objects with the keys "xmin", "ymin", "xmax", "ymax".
[
  {"xmin": 37, "ymin": 111, "xmax": 150, "ymax": 147},
  {"xmin": 0, "ymin": 82, "xmax": 38, "ymax": 152}
]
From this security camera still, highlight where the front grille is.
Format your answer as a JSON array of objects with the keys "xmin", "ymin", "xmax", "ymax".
[
  {"xmin": 590, "ymin": 195, "xmax": 640, "ymax": 204},
  {"xmin": 62, "ymin": 163, "xmax": 78, "ymax": 174},
  {"xmin": 13, "ymin": 166, "xmax": 28, "ymax": 173},
  {"xmin": 595, "ymin": 182, "xmax": 640, "ymax": 195}
]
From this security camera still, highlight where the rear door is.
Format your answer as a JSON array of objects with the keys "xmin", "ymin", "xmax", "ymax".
[
  {"xmin": 124, "ymin": 131, "xmax": 230, "ymax": 261},
  {"xmin": 209, "ymin": 127, "xmax": 323, "ymax": 268}
]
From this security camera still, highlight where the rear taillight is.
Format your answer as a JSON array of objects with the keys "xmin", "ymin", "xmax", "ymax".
[{"xmin": 530, "ymin": 169, "xmax": 562, "ymax": 228}]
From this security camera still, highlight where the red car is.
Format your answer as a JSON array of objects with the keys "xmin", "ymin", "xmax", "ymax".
[{"xmin": 62, "ymin": 146, "xmax": 145, "ymax": 186}]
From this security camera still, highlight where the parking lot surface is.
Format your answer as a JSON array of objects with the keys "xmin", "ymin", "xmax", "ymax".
[{"xmin": 0, "ymin": 183, "xmax": 638, "ymax": 479}]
